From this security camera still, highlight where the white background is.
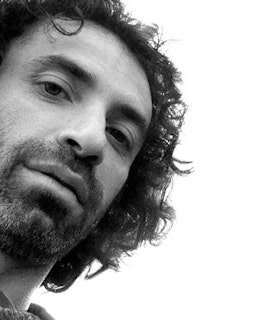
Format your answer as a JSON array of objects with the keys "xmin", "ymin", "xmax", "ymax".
[{"xmin": 34, "ymin": 0, "xmax": 280, "ymax": 319}]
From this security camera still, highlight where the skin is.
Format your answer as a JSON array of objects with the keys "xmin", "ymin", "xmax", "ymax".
[{"xmin": 0, "ymin": 20, "xmax": 152, "ymax": 310}]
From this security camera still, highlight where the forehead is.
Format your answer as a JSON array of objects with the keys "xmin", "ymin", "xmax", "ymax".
[{"xmin": 3, "ymin": 19, "xmax": 152, "ymax": 123}]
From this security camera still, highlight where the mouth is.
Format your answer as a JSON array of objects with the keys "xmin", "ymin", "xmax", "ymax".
[
  {"xmin": 42, "ymin": 172, "xmax": 79, "ymax": 201},
  {"xmin": 25, "ymin": 160, "xmax": 87, "ymax": 205}
]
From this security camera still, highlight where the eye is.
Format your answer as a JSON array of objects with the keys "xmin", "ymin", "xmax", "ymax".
[
  {"xmin": 44, "ymin": 82, "xmax": 63, "ymax": 96},
  {"xmin": 41, "ymin": 81, "xmax": 71, "ymax": 101},
  {"xmin": 106, "ymin": 127, "xmax": 131, "ymax": 150}
]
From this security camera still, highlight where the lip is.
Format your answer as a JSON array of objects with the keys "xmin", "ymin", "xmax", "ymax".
[{"xmin": 25, "ymin": 160, "xmax": 87, "ymax": 205}]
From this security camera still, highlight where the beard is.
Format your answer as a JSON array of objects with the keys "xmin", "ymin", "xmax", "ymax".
[{"xmin": 0, "ymin": 138, "xmax": 104, "ymax": 266}]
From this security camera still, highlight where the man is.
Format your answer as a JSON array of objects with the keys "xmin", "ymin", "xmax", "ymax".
[{"xmin": 0, "ymin": 0, "xmax": 188, "ymax": 318}]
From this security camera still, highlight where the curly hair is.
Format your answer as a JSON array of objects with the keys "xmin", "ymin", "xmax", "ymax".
[{"xmin": 0, "ymin": 0, "xmax": 190, "ymax": 292}]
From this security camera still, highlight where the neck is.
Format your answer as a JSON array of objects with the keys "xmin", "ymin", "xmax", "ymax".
[{"xmin": 0, "ymin": 251, "xmax": 54, "ymax": 311}]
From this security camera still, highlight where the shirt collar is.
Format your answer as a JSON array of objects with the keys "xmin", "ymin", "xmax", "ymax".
[
  {"xmin": 0, "ymin": 291, "xmax": 15, "ymax": 310},
  {"xmin": 0, "ymin": 291, "xmax": 55, "ymax": 320}
]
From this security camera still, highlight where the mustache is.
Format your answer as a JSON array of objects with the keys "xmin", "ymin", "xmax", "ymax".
[{"xmin": 0, "ymin": 138, "xmax": 99, "ymax": 195}]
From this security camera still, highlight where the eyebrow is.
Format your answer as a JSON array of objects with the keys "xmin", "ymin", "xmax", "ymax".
[
  {"xmin": 113, "ymin": 104, "xmax": 149, "ymax": 137},
  {"xmin": 28, "ymin": 54, "xmax": 150, "ymax": 136},
  {"xmin": 28, "ymin": 54, "xmax": 96, "ymax": 88}
]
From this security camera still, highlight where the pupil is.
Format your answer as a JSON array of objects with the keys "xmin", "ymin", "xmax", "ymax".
[
  {"xmin": 112, "ymin": 129, "xmax": 125, "ymax": 142},
  {"xmin": 45, "ymin": 83, "xmax": 61, "ymax": 95}
]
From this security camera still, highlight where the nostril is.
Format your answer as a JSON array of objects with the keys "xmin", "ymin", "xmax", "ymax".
[
  {"xmin": 66, "ymin": 138, "xmax": 100, "ymax": 163},
  {"xmin": 58, "ymin": 131, "xmax": 105, "ymax": 163},
  {"xmin": 67, "ymin": 138, "xmax": 81, "ymax": 150}
]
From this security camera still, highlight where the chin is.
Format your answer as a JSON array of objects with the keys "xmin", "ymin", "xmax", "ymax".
[{"xmin": 0, "ymin": 190, "xmax": 97, "ymax": 265}]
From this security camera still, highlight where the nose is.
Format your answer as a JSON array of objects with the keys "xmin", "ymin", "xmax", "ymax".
[{"xmin": 57, "ymin": 117, "xmax": 106, "ymax": 165}]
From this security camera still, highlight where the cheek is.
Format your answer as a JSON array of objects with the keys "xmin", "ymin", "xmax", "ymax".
[
  {"xmin": 96, "ymin": 160, "xmax": 129, "ymax": 209},
  {"xmin": 0, "ymin": 112, "xmax": 37, "ymax": 145},
  {"xmin": 0, "ymin": 98, "xmax": 60, "ymax": 143},
  {"xmin": 0, "ymin": 97, "xmax": 34, "ymax": 139},
  {"xmin": 0, "ymin": 107, "xmax": 26, "ymax": 144}
]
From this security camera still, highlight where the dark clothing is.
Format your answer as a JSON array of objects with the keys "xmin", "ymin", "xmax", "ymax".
[{"xmin": 0, "ymin": 292, "xmax": 55, "ymax": 320}]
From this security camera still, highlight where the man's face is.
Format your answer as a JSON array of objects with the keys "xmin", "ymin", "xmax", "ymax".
[{"xmin": 0, "ymin": 21, "xmax": 152, "ymax": 264}]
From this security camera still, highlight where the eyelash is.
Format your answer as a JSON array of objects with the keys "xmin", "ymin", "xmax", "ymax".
[
  {"xmin": 106, "ymin": 127, "xmax": 132, "ymax": 151},
  {"xmin": 37, "ymin": 80, "xmax": 134, "ymax": 153},
  {"xmin": 41, "ymin": 81, "xmax": 72, "ymax": 102},
  {"xmin": 41, "ymin": 81, "xmax": 133, "ymax": 151}
]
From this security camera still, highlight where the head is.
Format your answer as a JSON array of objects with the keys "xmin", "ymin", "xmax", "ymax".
[{"xmin": 0, "ymin": 0, "xmax": 188, "ymax": 292}]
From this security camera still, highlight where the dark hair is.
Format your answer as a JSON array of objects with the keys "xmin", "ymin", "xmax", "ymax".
[{"xmin": 0, "ymin": 0, "xmax": 190, "ymax": 292}]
